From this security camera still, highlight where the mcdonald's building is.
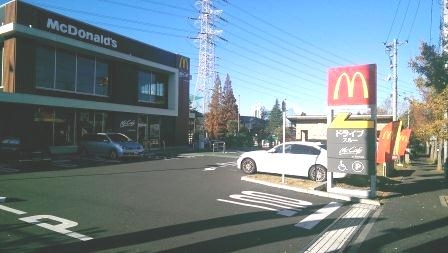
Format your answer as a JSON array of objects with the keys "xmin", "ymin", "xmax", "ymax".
[{"xmin": 0, "ymin": 1, "xmax": 191, "ymax": 152}]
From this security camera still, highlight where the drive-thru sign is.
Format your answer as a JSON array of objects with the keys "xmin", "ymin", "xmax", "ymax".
[
  {"xmin": 327, "ymin": 113, "xmax": 376, "ymax": 175},
  {"xmin": 327, "ymin": 63, "xmax": 377, "ymax": 189},
  {"xmin": 327, "ymin": 64, "xmax": 377, "ymax": 178}
]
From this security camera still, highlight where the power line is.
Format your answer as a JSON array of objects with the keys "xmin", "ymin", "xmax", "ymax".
[
  {"xmin": 397, "ymin": 0, "xmax": 411, "ymax": 39},
  {"xmin": 26, "ymin": 0, "xmax": 421, "ymax": 112},
  {"xmin": 406, "ymin": 0, "xmax": 422, "ymax": 41},
  {"xmin": 385, "ymin": 0, "xmax": 402, "ymax": 43}
]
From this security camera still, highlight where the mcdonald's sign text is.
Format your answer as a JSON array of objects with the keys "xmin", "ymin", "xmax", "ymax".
[{"xmin": 328, "ymin": 64, "xmax": 377, "ymax": 106}]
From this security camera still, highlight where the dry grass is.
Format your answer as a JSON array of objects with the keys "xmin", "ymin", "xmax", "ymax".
[{"xmin": 245, "ymin": 173, "xmax": 324, "ymax": 190}]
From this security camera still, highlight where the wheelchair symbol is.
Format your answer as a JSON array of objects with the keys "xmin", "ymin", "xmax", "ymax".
[{"xmin": 337, "ymin": 160, "xmax": 348, "ymax": 172}]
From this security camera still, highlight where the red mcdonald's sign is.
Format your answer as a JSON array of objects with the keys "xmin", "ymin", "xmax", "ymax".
[
  {"xmin": 397, "ymin": 128, "xmax": 412, "ymax": 156},
  {"xmin": 376, "ymin": 121, "xmax": 401, "ymax": 164},
  {"xmin": 328, "ymin": 64, "xmax": 377, "ymax": 106}
]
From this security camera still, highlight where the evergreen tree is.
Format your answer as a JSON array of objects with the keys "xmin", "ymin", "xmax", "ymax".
[
  {"xmin": 221, "ymin": 74, "xmax": 239, "ymax": 132},
  {"xmin": 268, "ymin": 99, "xmax": 283, "ymax": 134}
]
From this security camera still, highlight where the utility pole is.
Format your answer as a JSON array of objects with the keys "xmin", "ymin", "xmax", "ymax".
[
  {"xmin": 385, "ymin": 39, "xmax": 407, "ymax": 121},
  {"xmin": 191, "ymin": 0, "xmax": 225, "ymax": 113},
  {"xmin": 442, "ymin": 0, "xmax": 448, "ymax": 168}
]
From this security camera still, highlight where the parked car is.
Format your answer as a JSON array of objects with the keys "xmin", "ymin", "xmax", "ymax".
[
  {"xmin": 0, "ymin": 136, "xmax": 52, "ymax": 163},
  {"xmin": 78, "ymin": 133, "xmax": 144, "ymax": 160},
  {"xmin": 237, "ymin": 141, "xmax": 346, "ymax": 182}
]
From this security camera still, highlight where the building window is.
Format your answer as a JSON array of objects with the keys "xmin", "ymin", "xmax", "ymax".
[
  {"xmin": 95, "ymin": 60, "xmax": 109, "ymax": 96},
  {"xmin": 78, "ymin": 110, "xmax": 109, "ymax": 139},
  {"xmin": 94, "ymin": 112, "xmax": 108, "ymax": 133},
  {"xmin": 77, "ymin": 55, "xmax": 95, "ymax": 94},
  {"xmin": 35, "ymin": 45, "xmax": 109, "ymax": 96},
  {"xmin": 55, "ymin": 50, "xmax": 76, "ymax": 91},
  {"xmin": 138, "ymin": 70, "xmax": 167, "ymax": 106},
  {"xmin": 36, "ymin": 46, "xmax": 55, "ymax": 89}
]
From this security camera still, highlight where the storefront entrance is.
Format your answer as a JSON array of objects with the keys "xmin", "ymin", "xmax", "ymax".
[
  {"xmin": 138, "ymin": 115, "xmax": 160, "ymax": 151},
  {"xmin": 138, "ymin": 121, "xmax": 148, "ymax": 150},
  {"xmin": 34, "ymin": 107, "xmax": 75, "ymax": 146}
]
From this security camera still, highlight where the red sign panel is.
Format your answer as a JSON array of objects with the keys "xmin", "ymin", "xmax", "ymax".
[
  {"xmin": 376, "ymin": 121, "xmax": 401, "ymax": 163},
  {"xmin": 397, "ymin": 128, "xmax": 412, "ymax": 156},
  {"xmin": 328, "ymin": 64, "xmax": 377, "ymax": 106}
]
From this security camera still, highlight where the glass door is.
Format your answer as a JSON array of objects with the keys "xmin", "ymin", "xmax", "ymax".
[
  {"xmin": 149, "ymin": 117, "xmax": 160, "ymax": 150},
  {"xmin": 138, "ymin": 122, "xmax": 148, "ymax": 150}
]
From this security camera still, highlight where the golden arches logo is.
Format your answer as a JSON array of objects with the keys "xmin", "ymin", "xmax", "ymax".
[
  {"xmin": 179, "ymin": 57, "xmax": 189, "ymax": 71},
  {"xmin": 333, "ymin": 72, "xmax": 368, "ymax": 100}
]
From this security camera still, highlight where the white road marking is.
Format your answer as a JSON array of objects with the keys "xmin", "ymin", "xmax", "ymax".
[
  {"xmin": 218, "ymin": 191, "xmax": 312, "ymax": 214},
  {"xmin": 216, "ymin": 162, "xmax": 236, "ymax": 167},
  {"xmin": 20, "ymin": 215, "xmax": 93, "ymax": 241},
  {"xmin": 203, "ymin": 162, "xmax": 236, "ymax": 171},
  {"xmin": 230, "ymin": 191, "xmax": 312, "ymax": 210},
  {"xmin": 0, "ymin": 205, "xmax": 93, "ymax": 241},
  {"xmin": 0, "ymin": 204, "xmax": 27, "ymax": 215},
  {"xmin": 303, "ymin": 203, "xmax": 376, "ymax": 252},
  {"xmin": 217, "ymin": 199, "xmax": 277, "ymax": 211},
  {"xmin": 295, "ymin": 201, "xmax": 342, "ymax": 229}
]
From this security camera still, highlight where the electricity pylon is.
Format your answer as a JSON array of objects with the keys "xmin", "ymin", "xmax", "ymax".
[{"xmin": 192, "ymin": 0, "xmax": 224, "ymax": 113}]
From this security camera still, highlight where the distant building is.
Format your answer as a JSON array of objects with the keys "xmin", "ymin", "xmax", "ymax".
[
  {"xmin": 287, "ymin": 114, "xmax": 394, "ymax": 142},
  {"xmin": 240, "ymin": 116, "xmax": 266, "ymax": 132},
  {"xmin": 251, "ymin": 103, "xmax": 265, "ymax": 119}
]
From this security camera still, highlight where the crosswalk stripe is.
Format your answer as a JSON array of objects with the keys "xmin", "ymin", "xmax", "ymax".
[
  {"xmin": 301, "ymin": 203, "xmax": 377, "ymax": 253},
  {"xmin": 295, "ymin": 202, "xmax": 343, "ymax": 230}
]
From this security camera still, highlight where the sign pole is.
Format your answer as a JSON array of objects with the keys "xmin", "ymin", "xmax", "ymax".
[
  {"xmin": 282, "ymin": 100, "xmax": 286, "ymax": 184},
  {"xmin": 326, "ymin": 109, "xmax": 334, "ymax": 190},
  {"xmin": 370, "ymin": 106, "xmax": 377, "ymax": 198}
]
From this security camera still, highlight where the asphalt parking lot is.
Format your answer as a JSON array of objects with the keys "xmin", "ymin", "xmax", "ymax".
[{"xmin": 0, "ymin": 153, "xmax": 371, "ymax": 253}]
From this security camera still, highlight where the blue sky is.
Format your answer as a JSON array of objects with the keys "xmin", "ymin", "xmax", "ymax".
[{"xmin": 6, "ymin": 0, "xmax": 441, "ymax": 116}]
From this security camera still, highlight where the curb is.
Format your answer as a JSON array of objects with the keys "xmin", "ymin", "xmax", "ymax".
[{"xmin": 241, "ymin": 176, "xmax": 381, "ymax": 206}]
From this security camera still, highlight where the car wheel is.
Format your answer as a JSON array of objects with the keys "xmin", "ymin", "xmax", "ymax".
[
  {"xmin": 309, "ymin": 165, "xmax": 327, "ymax": 182},
  {"xmin": 241, "ymin": 158, "xmax": 257, "ymax": 174},
  {"xmin": 109, "ymin": 150, "xmax": 118, "ymax": 160}
]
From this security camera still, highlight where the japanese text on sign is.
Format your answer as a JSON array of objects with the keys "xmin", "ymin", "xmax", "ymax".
[{"xmin": 335, "ymin": 129, "xmax": 365, "ymax": 143}]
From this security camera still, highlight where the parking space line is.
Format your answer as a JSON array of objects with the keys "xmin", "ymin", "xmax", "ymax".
[
  {"xmin": 0, "ymin": 204, "xmax": 27, "ymax": 215},
  {"xmin": 217, "ymin": 199, "xmax": 277, "ymax": 211}
]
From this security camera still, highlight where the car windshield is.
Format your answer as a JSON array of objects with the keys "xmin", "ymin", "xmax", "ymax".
[{"xmin": 108, "ymin": 133, "xmax": 131, "ymax": 142}]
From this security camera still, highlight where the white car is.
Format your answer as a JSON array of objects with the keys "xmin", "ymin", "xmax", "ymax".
[{"xmin": 237, "ymin": 141, "xmax": 346, "ymax": 182}]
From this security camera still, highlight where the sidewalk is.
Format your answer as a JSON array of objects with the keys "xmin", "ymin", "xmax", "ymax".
[{"xmin": 347, "ymin": 158, "xmax": 448, "ymax": 253}]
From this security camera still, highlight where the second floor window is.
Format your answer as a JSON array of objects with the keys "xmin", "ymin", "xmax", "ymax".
[
  {"xmin": 35, "ymin": 45, "xmax": 109, "ymax": 96},
  {"xmin": 138, "ymin": 70, "xmax": 167, "ymax": 106}
]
